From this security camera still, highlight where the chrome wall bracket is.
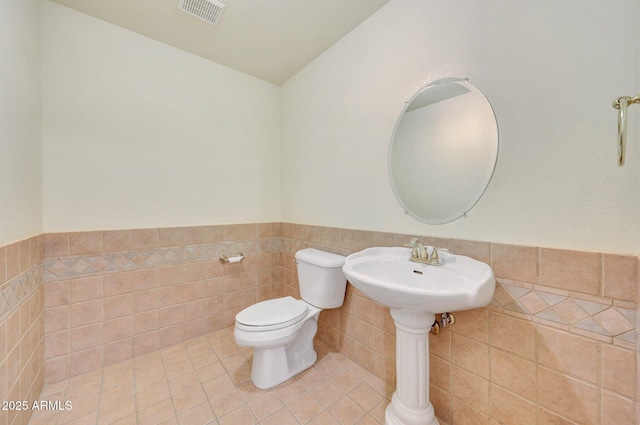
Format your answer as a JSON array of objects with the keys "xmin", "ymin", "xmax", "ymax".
[{"xmin": 219, "ymin": 253, "xmax": 244, "ymax": 264}]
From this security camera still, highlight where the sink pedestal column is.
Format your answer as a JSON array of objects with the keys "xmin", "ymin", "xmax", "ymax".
[{"xmin": 385, "ymin": 309, "xmax": 439, "ymax": 425}]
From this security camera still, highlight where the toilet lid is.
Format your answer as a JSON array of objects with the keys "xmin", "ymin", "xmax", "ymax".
[{"xmin": 235, "ymin": 296, "xmax": 309, "ymax": 331}]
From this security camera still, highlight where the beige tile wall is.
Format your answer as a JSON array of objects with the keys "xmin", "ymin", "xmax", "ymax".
[
  {"xmin": 0, "ymin": 236, "xmax": 45, "ymax": 425},
  {"xmin": 279, "ymin": 223, "xmax": 639, "ymax": 425},
  {"xmin": 32, "ymin": 221, "xmax": 640, "ymax": 424},
  {"xmin": 42, "ymin": 224, "xmax": 282, "ymax": 383}
]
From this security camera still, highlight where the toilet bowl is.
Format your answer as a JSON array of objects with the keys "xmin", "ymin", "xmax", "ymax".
[{"xmin": 233, "ymin": 248, "xmax": 347, "ymax": 389}]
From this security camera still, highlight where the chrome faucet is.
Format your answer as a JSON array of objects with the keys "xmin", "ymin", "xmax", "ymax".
[{"xmin": 406, "ymin": 238, "xmax": 444, "ymax": 266}]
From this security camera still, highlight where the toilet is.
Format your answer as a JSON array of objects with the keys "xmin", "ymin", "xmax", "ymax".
[{"xmin": 234, "ymin": 248, "xmax": 347, "ymax": 389}]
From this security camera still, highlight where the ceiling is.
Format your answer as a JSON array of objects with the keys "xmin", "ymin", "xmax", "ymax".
[{"xmin": 49, "ymin": 0, "xmax": 391, "ymax": 85}]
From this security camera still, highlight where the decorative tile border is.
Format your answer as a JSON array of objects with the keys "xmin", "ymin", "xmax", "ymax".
[
  {"xmin": 0, "ymin": 262, "xmax": 43, "ymax": 321},
  {"xmin": 492, "ymin": 280, "xmax": 636, "ymax": 347},
  {"xmin": 44, "ymin": 237, "xmax": 283, "ymax": 281}
]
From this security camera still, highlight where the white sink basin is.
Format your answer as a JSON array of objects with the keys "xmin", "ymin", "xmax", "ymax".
[
  {"xmin": 342, "ymin": 246, "xmax": 495, "ymax": 425},
  {"xmin": 342, "ymin": 246, "xmax": 495, "ymax": 313}
]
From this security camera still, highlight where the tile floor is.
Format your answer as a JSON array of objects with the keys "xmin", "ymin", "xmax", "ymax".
[{"xmin": 28, "ymin": 327, "xmax": 440, "ymax": 425}]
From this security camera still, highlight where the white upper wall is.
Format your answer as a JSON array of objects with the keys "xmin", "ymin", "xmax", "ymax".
[
  {"xmin": 0, "ymin": 0, "xmax": 43, "ymax": 246},
  {"xmin": 281, "ymin": 0, "xmax": 640, "ymax": 255},
  {"xmin": 41, "ymin": 1, "xmax": 281, "ymax": 232},
  {"xmin": 20, "ymin": 0, "xmax": 640, "ymax": 255}
]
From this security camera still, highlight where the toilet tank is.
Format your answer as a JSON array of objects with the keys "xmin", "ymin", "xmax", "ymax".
[{"xmin": 295, "ymin": 248, "xmax": 347, "ymax": 309}]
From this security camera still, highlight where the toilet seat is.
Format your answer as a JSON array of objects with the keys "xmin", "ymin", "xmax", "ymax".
[{"xmin": 235, "ymin": 296, "xmax": 309, "ymax": 332}]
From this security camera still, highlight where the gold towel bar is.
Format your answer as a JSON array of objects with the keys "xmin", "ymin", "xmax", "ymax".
[{"xmin": 612, "ymin": 95, "xmax": 640, "ymax": 166}]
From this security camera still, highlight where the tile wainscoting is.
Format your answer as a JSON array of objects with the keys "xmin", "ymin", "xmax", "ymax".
[
  {"xmin": 41, "ymin": 224, "xmax": 282, "ymax": 384},
  {"xmin": 0, "ymin": 223, "xmax": 635, "ymax": 425},
  {"xmin": 0, "ymin": 235, "xmax": 45, "ymax": 425},
  {"xmin": 279, "ymin": 223, "xmax": 639, "ymax": 425}
]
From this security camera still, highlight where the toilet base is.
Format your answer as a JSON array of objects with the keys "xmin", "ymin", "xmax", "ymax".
[{"xmin": 249, "ymin": 317, "xmax": 318, "ymax": 389}]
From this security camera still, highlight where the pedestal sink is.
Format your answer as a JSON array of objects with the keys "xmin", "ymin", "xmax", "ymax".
[{"xmin": 342, "ymin": 247, "xmax": 495, "ymax": 425}]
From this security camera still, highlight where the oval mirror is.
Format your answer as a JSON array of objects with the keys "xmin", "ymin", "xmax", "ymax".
[{"xmin": 388, "ymin": 78, "xmax": 499, "ymax": 224}]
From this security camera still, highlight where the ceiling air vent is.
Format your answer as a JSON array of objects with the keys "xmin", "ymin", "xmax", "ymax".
[{"xmin": 178, "ymin": 0, "xmax": 226, "ymax": 26}]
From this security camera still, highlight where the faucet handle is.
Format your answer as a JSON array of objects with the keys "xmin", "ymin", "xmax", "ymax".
[
  {"xmin": 430, "ymin": 247, "xmax": 439, "ymax": 264},
  {"xmin": 406, "ymin": 238, "xmax": 421, "ymax": 247},
  {"xmin": 405, "ymin": 238, "xmax": 423, "ymax": 259}
]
